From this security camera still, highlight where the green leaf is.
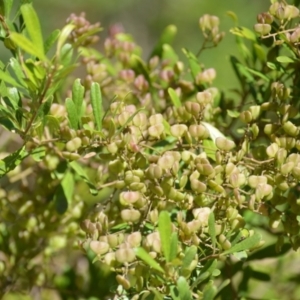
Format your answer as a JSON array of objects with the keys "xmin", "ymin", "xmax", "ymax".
[
  {"xmin": 20, "ymin": 3, "xmax": 44, "ymax": 58},
  {"xmin": 9, "ymin": 58, "xmax": 26, "ymax": 87},
  {"xmin": 61, "ymin": 171, "xmax": 74, "ymax": 205},
  {"xmin": 10, "ymin": 32, "xmax": 45, "ymax": 60},
  {"xmin": 182, "ymin": 245, "xmax": 197, "ymax": 270},
  {"xmin": 202, "ymin": 121, "xmax": 225, "ymax": 143},
  {"xmin": 65, "ymin": 97, "xmax": 78, "ymax": 129},
  {"xmin": 248, "ymin": 243, "xmax": 291, "ymax": 261},
  {"xmin": 162, "ymin": 44, "xmax": 178, "ymax": 66},
  {"xmin": 168, "ymin": 87, "xmax": 181, "ymax": 107},
  {"xmin": 44, "ymin": 29, "xmax": 60, "ymax": 54},
  {"xmin": 208, "ymin": 212, "xmax": 217, "ymax": 250},
  {"xmin": 150, "ymin": 24, "xmax": 177, "ymax": 58},
  {"xmin": 227, "ymin": 109, "xmax": 240, "ymax": 118},
  {"xmin": 130, "ymin": 54, "xmax": 151, "ymax": 83},
  {"xmin": 56, "ymin": 24, "xmax": 75, "ymax": 57},
  {"xmin": 148, "ymin": 288, "xmax": 164, "ymax": 300},
  {"xmin": 226, "ymin": 11, "xmax": 238, "ymax": 24},
  {"xmin": 0, "ymin": 68, "xmax": 23, "ymax": 88},
  {"xmin": 158, "ymin": 211, "xmax": 172, "ymax": 262},
  {"xmin": 276, "ymin": 56, "xmax": 294, "ymax": 63},
  {"xmin": 203, "ymin": 280, "xmax": 217, "ymax": 300},
  {"xmin": 182, "ymin": 48, "xmax": 201, "ymax": 80},
  {"xmin": 169, "ymin": 232, "xmax": 178, "ymax": 262},
  {"xmin": 134, "ymin": 247, "xmax": 164, "ymax": 273},
  {"xmin": 0, "ymin": 0, "xmax": 13, "ymax": 17},
  {"xmin": 177, "ymin": 277, "xmax": 192, "ymax": 300},
  {"xmin": 69, "ymin": 161, "xmax": 98, "ymax": 195},
  {"xmin": 217, "ymin": 279, "xmax": 231, "ymax": 294},
  {"xmin": 30, "ymin": 146, "xmax": 46, "ymax": 162},
  {"xmin": 72, "ymin": 78, "xmax": 84, "ymax": 125},
  {"xmin": 90, "ymin": 82, "xmax": 103, "ymax": 131},
  {"xmin": 54, "ymin": 184, "xmax": 68, "ymax": 214},
  {"xmin": 221, "ymin": 232, "xmax": 261, "ymax": 255},
  {"xmin": 230, "ymin": 26, "xmax": 256, "ymax": 41},
  {"xmin": 0, "ymin": 146, "xmax": 28, "ymax": 178}
]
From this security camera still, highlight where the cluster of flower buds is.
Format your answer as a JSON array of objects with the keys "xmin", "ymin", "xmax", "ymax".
[
  {"xmin": 199, "ymin": 14, "xmax": 225, "ymax": 45},
  {"xmin": 66, "ymin": 12, "xmax": 101, "ymax": 46}
]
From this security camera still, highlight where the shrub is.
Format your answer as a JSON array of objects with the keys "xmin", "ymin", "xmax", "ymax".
[{"xmin": 1, "ymin": 0, "xmax": 300, "ymax": 299}]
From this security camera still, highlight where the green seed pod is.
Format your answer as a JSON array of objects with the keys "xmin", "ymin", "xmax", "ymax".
[
  {"xmin": 240, "ymin": 110, "xmax": 252, "ymax": 123},
  {"xmin": 121, "ymin": 209, "xmax": 141, "ymax": 223},
  {"xmin": 280, "ymin": 162, "xmax": 295, "ymax": 175},
  {"xmin": 90, "ymin": 241, "xmax": 109, "ymax": 255},
  {"xmin": 129, "ymin": 182, "xmax": 145, "ymax": 191},
  {"xmin": 66, "ymin": 137, "xmax": 82, "ymax": 152},
  {"xmin": 148, "ymin": 123, "xmax": 164, "ymax": 138},
  {"xmin": 215, "ymin": 137, "xmax": 235, "ymax": 151},
  {"xmin": 127, "ymin": 232, "xmax": 142, "ymax": 247},
  {"xmin": 119, "ymin": 191, "xmax": 141, "ymax": 206},
  {"xmin": 283, "ymin": 121, "xmax": 299, "ymax": 137},
  {"xmin": 266, "ymin": 143, "xmax": 279, "ymax": 158},
  {"xmin": 170, "ymin": 124, "xmax": 188, "ymax": 138},
  {"xmin": 275, "ymin": 174, "xmax": 289, "ymax": 191},
  {"xmin": 257, "ymin": 12, "xmax": 273, "ymax": 24},
  {"xmin": 115, "ymin": 247, "xmax": 136, "ymax": 264},
  {"xmin": 184, "ymin": 101, "xmax": 201, "ymax": 116},
  {"xmin": 284, "ymin": 5, "xmax": 299, "ymax": 19},
  {"xmin": 254, "ymin": 23, "xmax": 271, "ymax": 35},
  {"xmin": 264, "ymin": 124, "xmax": 279, "ymax": 135},
  {"xmin": 248, "ymin": 106, "xmax": 261, "ymax": 120},
  {"xmin": 196, "ymin": 163, "xmax": 215, "ymax": 176},
  {"xmin": 219, "ymin": 234, "xmax": 231, "ymax": 250},
  {"xmin": 196, "ymin": 91, "xmax": 212, "ymax": 105},
  {"xmin": 107, "ymin": 142, "xmax": 118, "ymax": 154},
  {"xmin": 124, "ymin": 173, "xmax": 140, "ymax": 185},
  {"xmin": 179, "ymin": 174, "xmax": 188, "ymax": 189},
  {"xmin": 133, "ymin": 112, "xmax": 148, "ymax": 128},
  {"xmin": 251, "ymin": 123, "xmax": 259, "ymax": 139},
  {"xmin": 149, "ymin": 113, "xmax": 164, "ymax": 125},
  {"xmin": 248, "ymin": 175, "xmax": 267, "ymax": 188},
  {"xmin": 208, "ymin": 180, "xmax": 226, "ymax": 195},
  {"xmin": 116, "ymin": 275, "xmax": 131, "ymax": 290},
  {"xmin": 103, "ymin": 252, "xmax": 116, "ymax": 268},
  {"xmin": 146, "ymin": 164, "xmax": 163, "ymax": 179},
  {"xmin": 292, "ymin": 166, "xmax": 300, "ymax": 179},
  {"xmin": 290, "ymin": 27, "xmax": 300, "ymax": 43},
  {"xmin": 276, "ymin": 137, "xmax": 295, "ymax": 150},
  {"xmin": 189, "ymin": 124, "xmax": 209, "ymax": 139},
  {"xmin": 50, "ymin": 103, "xmax": 66, "ymax": 118},
  {"xmin": 190, "ymin": 180, "xmax": 207, "ymax": 193},
  {"xmin": 108, "ymin": 159, "xmax": 125, "ymax": 174},
  {"xmin": 276, "ymin": 148, "xmax": 287, "ymax": 166},
  {"xmin": 158, "ymin": 154, "xmax": 175, "ymax": 170}
]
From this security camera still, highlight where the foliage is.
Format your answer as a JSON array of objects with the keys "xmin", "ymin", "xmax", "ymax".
[{"xmin": 1, "ymin": 0, "xmax": 300, "ymax": 299}]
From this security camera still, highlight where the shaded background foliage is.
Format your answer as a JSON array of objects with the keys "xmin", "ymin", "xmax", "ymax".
[{"xmin": 2, "ymin": 1, "xmax": 300, "ymax": 300}]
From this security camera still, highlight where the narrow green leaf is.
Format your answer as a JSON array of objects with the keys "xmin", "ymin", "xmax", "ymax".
[
  {"xmin": 227, "ymin": 109, "xmax": 240, "ymax": 118},
  {"xmin": 69, "ymin": 161, "xmax": 98, "ymax": 195},
  {"xmin": 10, "ymin": 32, "xmax": 45, "ymax": 60},
  {"xmin": 0, "ymin": 146, "xmax": 28, "ymax": 178},
  {"xmin": 276, "ymin": 56, "xmax": 294, "ymax": 63},
  {"xmin": 217, "ymin": 279, "xmax": 231, "ymax": 294},
  {"xmin": 169, "ymin": 232, "xmax": 178, "ymax": 262},
  {"xmin": 0, "ymin": 0, "xmax": 13, "ymax": 18},
  {"xmin": 61, "ymin": 171, "xmax": 74, "ymax": 205},
  {"xmin": 182, "ymin": 48, "xmax": 201, "ymax": 80},
  {"xmin": 148, "ymin": 288, "xmax": 164, "ymax": 300},
  {"xmin": 177, "ymin": 277, "xmax": 192, "ymax": 300},
  {"xmin": 230, "ymin": 26, "xmax": 256, "ymax": 41},
  {"xmin": 90, "ymin": 82, "xmax": 103, "ymax": 131},
  {"xmin": 203, "ymin": 280, "xmax": 217, "ymax": 300},
  {"xmin": 9, "ymin": 58, "xmax": 26, "ymax": 87},
  {"xmin": 65, "ymin": 97, "xmax": 78, "ymax": 129},
  {"xmin": 168, "ymin": 87, "xmax": 181, "ymax": 108},
  {"xmin": 30, "ymin": 146, "xmax": 46, "ymax": 162},
  {"xmin": 182, "ymin": 245, "xmax": 197, "ymax": 269},
  {"xmin": 162, "ymin": 44, "xmax": 178, "ymax": 66},
  {"xmin": 158, "ymin": 211, "xmax": 172, "ymax": 262},
  {"xmin": 20, "ymin": 3, "xmax": 44, "ymax": 57},
  {"xmin": 245, "ymin": 66, "xmax": 270, "ymax": 82},
  {"xmin": 54, "ymin": 184, "xmax": 68, "ymax": 214},
  {"xmin": 44, "ymin": 29, "xmax": 60, "ymax": 54},
  {"xmin": 56, "ymin": 24, "xmax": 75, "ymax": 57},
  {"xmin": 72, "ymin": 78, "xmax": 84, "ymax": 124},
  {"xmin": 0, "ymin": 68, "xmax": 23, "ymax": 88},
  {"xmin": 150, "ymin": 24, "xmax": 177, "ymax": 58},
  {"xmin": 221, "ymin": 232, "xmax": 261, "ymax": 255},
  {"xmin": 130, "ymin": 54, "xmax": 151, "ymax": 82},
  {"xmin": 208, "ymin": 212, "xmax": 217, "ymax": 250},
  {"xmin": 134, "ymin": 247, "xmax": 164, "ymax": 273}
]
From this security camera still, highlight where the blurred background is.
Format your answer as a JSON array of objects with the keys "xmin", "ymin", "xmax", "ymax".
[{"xmin": 31, "ymin": 0, "xmax": 268, "ymax": 92}]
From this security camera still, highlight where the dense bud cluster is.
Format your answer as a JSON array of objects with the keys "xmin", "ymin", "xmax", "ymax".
[{"xmin": 2, "ymin": 0, "xmax": 300, "ymax": 298}]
